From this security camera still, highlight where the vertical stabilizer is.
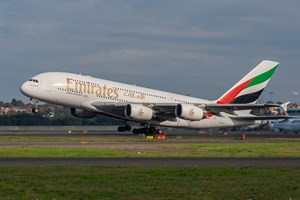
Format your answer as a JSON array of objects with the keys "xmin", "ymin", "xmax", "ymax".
[{"xmin": 217, "ymin": 60, "xmax": 279, "ymax": 104}]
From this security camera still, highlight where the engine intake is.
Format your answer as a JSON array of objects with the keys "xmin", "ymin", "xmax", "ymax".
[
  {"xmin": 125, "ymin": 104, "xmax": 153, "ymax": 121},
  {"xmin": 70, "ymin": 108, "xmax": 97, "ymax": 118},
  {"xmin": 175, "ymin": 104, "xmax": 204, "ymax": 121}
]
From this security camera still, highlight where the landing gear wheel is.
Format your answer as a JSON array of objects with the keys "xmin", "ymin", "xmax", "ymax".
[
  {"xmin": 132, "ymin": 129, "xmax": 138, "ymax": 134},
  {"xmin": 149, "ymin": 127, "xmax": 157, "ymax": 135},
  {"xmin": 132, "ymin": 127, "xmax": 164, "ymax": 136},
  {"xmin": 118, "ymin": 126, "xmax": 126, "ymax": 132},
  {"xmin": 157, "ymin": 129, "xmax": 163, "ymax": 134},
  {"xmin": 118, "ymin": 125, "xmax": 132, "ymax": 132},
  {"xmin": 32, "ymin": 108, "xmax": 39, "ymax": 113},
  {"xmin": 125, "ymin": 125, "xmax": 131, "ymax": 131}
]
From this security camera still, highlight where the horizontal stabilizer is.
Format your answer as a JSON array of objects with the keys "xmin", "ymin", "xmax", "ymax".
[
  {"xmin": 230, "ymin": 115, "xmax": 293, "ymax": 121},
  {"xmin": 203, "ymin": 103, "xmax": 281, "ymax": 115}
]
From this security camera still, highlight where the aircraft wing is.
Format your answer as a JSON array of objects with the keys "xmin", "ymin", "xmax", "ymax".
[
  {"xmin": 81, "ymin": 100, "xmax": 284, "ymax": 122},
  {"xmin": 90, "ymin": 101, "xmax": 127, "ymax": 118},
  {"xmin": 90, "ymin": 102, "xmax": 178, "ymax": 121},
  {"xmin": 144, "ymin": 103, "xmax": 281, "ymax": 115}
]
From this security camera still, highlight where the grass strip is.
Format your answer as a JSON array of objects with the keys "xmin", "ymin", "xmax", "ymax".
[
  {"xmin": 0, "ymin": 166, "xmax": 299, "ymax": 200},
  {"xmin": 1, "ymin": 143, "xmax": 300, "ymax": 157}
]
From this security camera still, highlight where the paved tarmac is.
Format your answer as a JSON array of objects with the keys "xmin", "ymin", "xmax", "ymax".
[
  {"xmin": 0, "ymin": 157, "xmax": 299, "ymax": 167},
  {"xmin": 0, "ymin": 130, "xmax": 299, "ymax": 138}
]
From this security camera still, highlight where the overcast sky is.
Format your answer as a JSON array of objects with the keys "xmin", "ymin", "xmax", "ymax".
[{"xmin": 1, "ymin": 0, "xmax": 299, "ymax": 103}]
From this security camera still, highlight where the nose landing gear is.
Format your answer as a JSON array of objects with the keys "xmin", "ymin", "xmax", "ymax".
[{"xmin": 30, "ymin": 98, "xmax": 39, "ymax": 113}]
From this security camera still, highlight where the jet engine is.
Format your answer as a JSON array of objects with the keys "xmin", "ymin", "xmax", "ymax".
[
  {"xmin": 125, "ymin": 104, "xmax": 153, "ymax": 121},
  {"xmin": 70, "ymin": 108, "xmax": 97, "ymax": 118},
  {"xmin": 175, "ymin": 104, "xmax": 204, "ymax": 121}
]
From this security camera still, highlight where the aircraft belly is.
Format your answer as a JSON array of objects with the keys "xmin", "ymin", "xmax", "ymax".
[
  {"xmin": 190, "ymin": 117, "xmax": 235, "ymax": 129},
  {"xmin": 156, "ymin": 116, "xmax": 255, "ymax": 129}
]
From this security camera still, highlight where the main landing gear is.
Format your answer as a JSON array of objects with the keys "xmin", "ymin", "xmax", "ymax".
[
  {"xmin": 30, "ymin": 98, "xmax": 39, "ymax": 113},
  {"xmin": 117, "ymin": 125, "xmax": 132, "ymax": 132},
  {"xmin": 132, "ymin": 127, "xmax": 164, "ymax": 135},
  {"xmin": 117, "ymin": 124, "xmax": 164, "ymax": 136}
]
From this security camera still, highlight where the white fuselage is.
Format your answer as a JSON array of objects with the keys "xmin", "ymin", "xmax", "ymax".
[{"xmin": 20, "ymin": 72, "xmax": 257, "ymax": 129}]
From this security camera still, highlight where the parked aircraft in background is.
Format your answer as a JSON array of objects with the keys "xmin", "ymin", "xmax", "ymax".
[
  {"xmin": 268, "ymin": 103, "xmax": 300, "ymax": 133},
  {"xmin": 239, "ymin": 102, "xmax": 289, "ymax": 131},
  {"xmin": 272, "ymin": 119, "xmax": 300, "ymax": 133},
  {"xmin": 286, "ymin": 108, "xmax": 300, "ymax": 117},
  {"xmin": 263, "ymin": 102, "xmax": 288, "ymax": 128},
  {"xmin": 20, "ymin": 60, "xmax": 288, "ymax": 135}
]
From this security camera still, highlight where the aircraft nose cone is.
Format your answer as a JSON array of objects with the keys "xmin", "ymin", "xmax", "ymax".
[{"xmin": 20, "ymin": 82, "xmax": 30, "ymax": 97}]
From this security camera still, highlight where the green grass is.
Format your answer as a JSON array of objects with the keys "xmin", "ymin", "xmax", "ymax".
[
  {"xmin": 1, "ymin": 135, "xmax": 300, "ymax": 199},
  {"xmin": 1, "ymin": 143, "xmax": 300, "ymax": 157},
  {"xmin": 167, "ymin": 143, "xmax": 300, "ymax": 157},
  {"xmin": 0, "ymin": 135, "xmax": 147, "ymax": 142},
  {"xmin": 0, "ymin": 166, "xmax": 299, "ymax": 200},
  {"xmin": 1, "ymin": 135, "xmax": 300, "ymax": 157}
]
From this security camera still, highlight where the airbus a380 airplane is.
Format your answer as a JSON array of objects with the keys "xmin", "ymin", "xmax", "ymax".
[{"xmin": 20, "ymin": 60, "xmax": 287, "ymax": 135}]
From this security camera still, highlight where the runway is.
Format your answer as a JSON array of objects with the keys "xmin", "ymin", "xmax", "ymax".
[
  {"xmin": 0, "ymin": 157, "xmax": 300, "ymax": 167},
  {"xmin": 1, "ymin": 130, "xmax": 299, "ymax": 138}
]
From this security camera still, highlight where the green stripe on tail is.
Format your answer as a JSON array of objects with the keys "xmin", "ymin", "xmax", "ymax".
[{"xmin": 246, "ymin": 65, "xmax": 278, "ymax": 89}]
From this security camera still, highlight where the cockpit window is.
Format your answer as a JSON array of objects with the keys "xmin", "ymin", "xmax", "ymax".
[{"xmin": 29, "ymin": 79, "xmax": 39, "ymax": 83}]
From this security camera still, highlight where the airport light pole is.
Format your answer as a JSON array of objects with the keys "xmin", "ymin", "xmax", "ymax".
[
  {"xmin": 293, "ymin": 92, "xmax": 299, "ymax": 107},
  {"xmin": 259, "ymin": 90, "xmax": 266, "ymax": 104},
  {"xmin": 268, "ymin": 92, "xmax": 274, "ymax": 102}
]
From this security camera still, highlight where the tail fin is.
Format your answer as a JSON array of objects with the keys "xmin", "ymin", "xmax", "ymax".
[
  {"xmin": 281, "ymin": 102, "xmax": 289, "ymax": 112},
  {"xmin": 279, "ymin": 102, "xmax": 290, "ymax": 116},
  {"xmin": 217, "ymin": 60, "xmax": 279, "ymax": 104}
]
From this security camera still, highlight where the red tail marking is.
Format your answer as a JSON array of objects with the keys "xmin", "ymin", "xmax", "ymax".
[{"xmin": 217, "ymin": 78, "xmax": 253, "ymax": 104}]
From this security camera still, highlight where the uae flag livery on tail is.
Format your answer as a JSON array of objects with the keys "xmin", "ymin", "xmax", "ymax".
[{"xmin": 217, "ymin": 60, "xmax": 279, "ymax": 104}]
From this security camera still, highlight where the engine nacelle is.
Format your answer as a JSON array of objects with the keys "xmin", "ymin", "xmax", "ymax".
[
  {"xmin": 70, "ymin": 108, "xmax": 97, "ymax": 118},
  {"xmin": 175, "ymin": 104, "xmax": 204, "ymax": 121},
  {"xmin": 125, "ymin": 104, "xmax": 153, "ymax": 121}
]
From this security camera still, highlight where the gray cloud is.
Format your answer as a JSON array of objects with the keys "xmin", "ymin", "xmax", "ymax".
[{"xmin": 1, "ymin": 0, "xmax": 299, "ymax": 103}]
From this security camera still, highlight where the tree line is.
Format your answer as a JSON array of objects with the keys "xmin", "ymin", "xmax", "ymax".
[
  {"xmin": 0, "ymin": 99, "xmax": 121, "ymax": 126},
  {"xmin": 0, "ymin": 113, "xmax": 121, "ymax": 126}
]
